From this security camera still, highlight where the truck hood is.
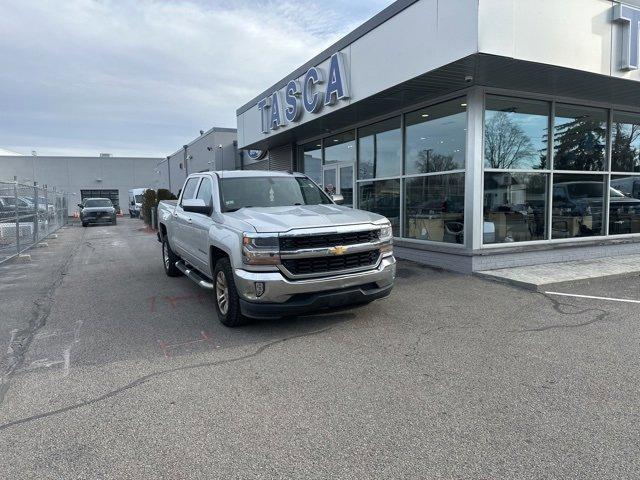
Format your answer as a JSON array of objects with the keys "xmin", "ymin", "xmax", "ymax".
[{"xmin": 226, "ymin": 204, "xmax": 387, "ymax": 233}]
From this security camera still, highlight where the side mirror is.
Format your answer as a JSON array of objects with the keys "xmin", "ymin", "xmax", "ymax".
[
  {"xmin": 182, "ymin": 198, "xmax": 212, "ymax": 216},
  {"xmin": 130, "ymin": 201, "xmax": 135, "ymax": 206},
  {"xmin": 77, "ymin": 204, "xmax": 83, "ymax": 209},
  {"xmin": 332, "ymin": 194, "xmax": 344, "ymax": 205}
]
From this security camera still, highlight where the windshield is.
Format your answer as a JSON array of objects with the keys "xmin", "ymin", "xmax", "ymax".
[
  {"xmin": 219, "ymin": 176, "xmax": 332, "ymax": 212},
  {"xmin": 134, "ymin": 195, "xmax": 144, "ymax": 203},
  {"xmin": 85, "ymin": 199, "xmax": 112, "ymax": 208}
]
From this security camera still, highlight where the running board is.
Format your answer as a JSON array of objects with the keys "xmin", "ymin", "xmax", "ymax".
[{"xmin": 175, "ymin": 261, "xmax": 214, "ymax": 290}]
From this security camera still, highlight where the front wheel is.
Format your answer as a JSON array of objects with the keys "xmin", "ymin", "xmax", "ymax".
[
  {"xmin": 213, "ymin": 258, "xmax": 245, "ymax": 327},
  {"xmin": 162, "ymin": 237, "xmax": 181, "ymax": 277}
]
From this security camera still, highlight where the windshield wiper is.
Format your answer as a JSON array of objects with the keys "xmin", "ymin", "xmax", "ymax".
[{"xmin": 226, "ymin": 206, "xmax": 252, "ymax": 212}]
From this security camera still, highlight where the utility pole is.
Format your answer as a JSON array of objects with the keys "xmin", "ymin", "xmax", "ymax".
[{"xmin": 183, "ymin": 145, "xmax": 189, "ymax": 177}]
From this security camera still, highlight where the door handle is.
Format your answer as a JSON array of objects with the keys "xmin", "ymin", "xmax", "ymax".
[{"xmin": 186, "ymin": 217, "xmax": 192, "ymax": 223}]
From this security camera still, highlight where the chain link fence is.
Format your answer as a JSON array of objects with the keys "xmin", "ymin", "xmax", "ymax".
[{"xmin": 0, "ymin": 177, "xmax": 68, "ymax": 264}]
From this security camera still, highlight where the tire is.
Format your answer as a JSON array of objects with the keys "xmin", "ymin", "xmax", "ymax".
[
  {"xmin": 162, "ymin": 237, "xmax": 181, "ymax": 277},
  {"xmin": 82, "ymin": 222, "xmax": 87, "ymax": 227},
  {"xmin": 213, "ymin": 257, "xmax": 245, "ymax": 327}
]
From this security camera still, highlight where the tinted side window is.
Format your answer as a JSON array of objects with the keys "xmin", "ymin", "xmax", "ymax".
[
  {"xmin": 196, "ymin": 178, "xmax": 213, "ymax": 206},
  {"xmin": 180, "ymin": 178, "xmax": 199, "ymax": 205}
]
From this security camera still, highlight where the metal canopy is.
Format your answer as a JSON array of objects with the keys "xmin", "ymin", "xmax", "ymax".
[{"xmin": 244, "ymin": 53, "xmax": 640, "ymax": 152}]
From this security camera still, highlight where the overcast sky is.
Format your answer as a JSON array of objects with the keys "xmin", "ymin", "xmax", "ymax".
[{"xmin": 0, "ymin": 0, "xmax": 393, "ymax": 157}]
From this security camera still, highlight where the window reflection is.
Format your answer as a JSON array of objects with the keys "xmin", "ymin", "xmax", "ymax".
[
  {"xmin": 358, "ymin": 179, "xmax": 400, "ymax": 236},
  {"xmin": 612, "ymin": 111, "xmax": 640, "ymax": 173},
  {"xmin": 324, "ymin": 131, "xmax": 355, "ymax": 164},
  {"xmin": 484, "ymin": 96, "xmax": 549, "ymax": 169},
  {"xmin": 609, "ymin": 175, "xmax": 640, "ymax": 234},
  {"xmin": 298, "ymin": 142, "xmax": 322, "ymax": 184},
  {"xmin": 553, "ymin": 105, "xmax": 607, "ymax": 171},
  {"xmin": 552, "ymin": 174, "xmax": 605, "ymax": 238},
  {"xmin": 404, "ymin": 173, "xmax": 465, "ymax": 243},
  {"xmin": 484, "ymin": 173, "xmax": 548, "ymax": 243},
  {"xmin": 358, "ymin": 117, "xmax": 402, "ymax": 179},
  {"xmin": 405, "ymin": 99, "xmax": 466, "ymax": 175}
]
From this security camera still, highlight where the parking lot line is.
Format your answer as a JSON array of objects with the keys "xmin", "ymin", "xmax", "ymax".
[{"xmin": 545, "ymin": 291, "xmax": 640, "ymax": 304}]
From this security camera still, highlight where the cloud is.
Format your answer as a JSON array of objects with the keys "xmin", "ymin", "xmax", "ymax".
[{"xmin": 0, "ymin": 0, "xmax": 392, "ymax": 157}]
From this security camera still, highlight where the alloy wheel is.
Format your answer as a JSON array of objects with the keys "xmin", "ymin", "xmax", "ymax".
[{"xmin": 216, "ymin": 271, "xmax": 229, "ymax": 315}]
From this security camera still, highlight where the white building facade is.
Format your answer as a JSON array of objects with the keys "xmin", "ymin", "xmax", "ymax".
[{"xmin": 236, "ymin": 0, "xmax": 640, "ymax": 273}]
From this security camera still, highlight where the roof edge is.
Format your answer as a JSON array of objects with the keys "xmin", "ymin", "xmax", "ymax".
[{"xmin": 167, "ymin": 125, "xmax": 238, "ymax": 158}]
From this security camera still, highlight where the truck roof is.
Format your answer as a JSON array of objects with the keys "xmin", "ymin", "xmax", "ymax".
[{"xmin": 197, "ymin": 170, "xmax": 303, "ymax": 179}]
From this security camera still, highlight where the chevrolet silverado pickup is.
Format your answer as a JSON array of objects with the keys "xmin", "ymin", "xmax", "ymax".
[{"xmin": 158, "ymin": 171, "xmax": 395, "ymax": 327}]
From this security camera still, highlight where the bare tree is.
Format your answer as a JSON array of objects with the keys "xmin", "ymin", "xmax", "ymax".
[
  {"xmin": 414, "ymin": 150, "xmax": 457, "ymax": 173},
  {"xmin": 485, "ymin": 112, "xmax": 537, "ymax": 169}
]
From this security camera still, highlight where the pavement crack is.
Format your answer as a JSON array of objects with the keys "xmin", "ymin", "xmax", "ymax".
[
  {"xmin": 0, "ymin": 325, "xmax": 333, "ymax": 432},
  {"xmin": 0, "ymin": 228, "xmax": 86, "ymax": 405},
  {"xmin": 512, "ymin": 292, "xmax": 612, "ymax": 332}
]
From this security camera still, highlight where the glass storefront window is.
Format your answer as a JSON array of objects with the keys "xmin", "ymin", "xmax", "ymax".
[
  {"xmin": 324, "ymin": 131, "xmax": 356, "ymax": 164},
  {"xmin": 551, "ymin": 173, "xmax": 605, "ymax": 238},
  {"xmin": 405, "ymin": 99, "xmax": 466, "ymax": 175},
  {"xmin": 358, "ymin": 179, "xmax": 400, "ymax": 236},
  {"xmin": 358, "ymin": 117, "xmax": 402, "ymax": 179},
  {"xmin": 404, "ymin": 173, "xmax": 465, "ymax": 243},
  {"xmin": 611, "ymin": 111, "xmax": 640, "ymax": 172},
  {"xmin": 483, "ymin": 172, "xmax": 548, "ymax": 243},
  {"xmin": 609, "ymin": 175, "xmax": 640, "ymax": 235},
  {"xmin": 484, "ymin": 96, "xmax": 550, "ymax": 169},
  {"xmin": 553, "ymin": 105, "xmax": 607, "ymax": 171},
  {"xmin": 298, "ymin": 142, "xmax": 322, "ymax": 184}
]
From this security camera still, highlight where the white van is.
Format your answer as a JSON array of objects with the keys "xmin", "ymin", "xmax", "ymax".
[{"xmin": 128, "ymin": 188, "xmax": 147, "ymax": 218}]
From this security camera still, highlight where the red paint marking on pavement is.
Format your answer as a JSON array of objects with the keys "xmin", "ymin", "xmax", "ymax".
[
  {"xmin": 157, "ymin": 340, "xmax": 170, "ymax": 358},
  {"xmin": 164, "ymin": 294, "xmax": 196, "ymax": 309},
  {"xmin": 148, "ymin": 296, "xmax": 157, "ymax": 313}
]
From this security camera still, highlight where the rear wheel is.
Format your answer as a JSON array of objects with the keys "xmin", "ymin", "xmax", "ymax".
[
  {"xmin": 82, "ymin": 222, "xmax": 87, "ymax": 227},
  {"xmin": 213, "ymin": 257, "xmax": 244, "ymax": 327},
  {"xmin": 162, "ymin": 237, "xmax": 181, "ymax": 277}
]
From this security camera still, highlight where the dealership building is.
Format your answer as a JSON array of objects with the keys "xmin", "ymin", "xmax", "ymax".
[{"xmin": 236, "ymin": 0, "xmax": 640, "ymax": 273}]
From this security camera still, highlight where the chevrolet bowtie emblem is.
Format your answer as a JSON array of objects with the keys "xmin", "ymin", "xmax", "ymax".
[{"xmin": 329, "ymin": 245, "xmax": 348, "ymax": 256}]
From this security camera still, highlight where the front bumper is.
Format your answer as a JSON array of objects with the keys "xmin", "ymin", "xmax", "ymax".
[
  {"xmin": 234, "ymin": 255, "xmax": 396, "ymax": 318},
  {"xmin": 83, "ymin": 214, "xmax": 116, "ymax": 224}
]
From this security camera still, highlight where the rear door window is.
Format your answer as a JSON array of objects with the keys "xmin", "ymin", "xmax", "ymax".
[
  {"xmin": 180, "ymin": 178, "xmax": 199, "ymax": 205},
  {"xmin": 196, "ymin": 178, "xmax": 213, "ymax": 207}
]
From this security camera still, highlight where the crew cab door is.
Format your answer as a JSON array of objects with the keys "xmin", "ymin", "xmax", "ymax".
[
  {"xmin": 189, "ymin": 176, "xmax": 216, "ymax": 275},
  {"xmin": 173, "ymin": 177, "xmax": 200, "ymax": 262}
]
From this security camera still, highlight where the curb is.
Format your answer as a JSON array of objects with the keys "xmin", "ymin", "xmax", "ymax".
[{"xmin": 475, "ymin": 269, "xmax": 640, "ymax": 292}]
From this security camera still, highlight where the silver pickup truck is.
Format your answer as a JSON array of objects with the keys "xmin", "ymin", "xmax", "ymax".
[{"xmin": 158, "ymin": 170, "xmax": 395, "ymax": 327}]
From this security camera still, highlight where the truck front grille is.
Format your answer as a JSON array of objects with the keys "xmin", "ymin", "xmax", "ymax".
[
  {"xmin": 282, "ymin": 250, "xmax": 380, "ymax": 276},
  {"xmin": 279, "ymin": 230, "xmax": 378, "ymax": 251}
]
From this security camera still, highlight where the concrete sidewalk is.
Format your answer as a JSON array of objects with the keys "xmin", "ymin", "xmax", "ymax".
[{"xmin": 476, "ymin": 254, "xmax": 640, "ymax": 291}]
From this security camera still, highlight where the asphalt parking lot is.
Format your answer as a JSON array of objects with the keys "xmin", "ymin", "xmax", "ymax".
[{"xmin": 1, "ymin": 217, "xmax": 640, "ymax": 479}]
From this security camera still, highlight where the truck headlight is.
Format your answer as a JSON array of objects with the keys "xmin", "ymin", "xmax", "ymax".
[
  {"xmin": 242, "ymin": 233, "xmax": 280, "ymax": 265},
  {"xmin": 377, "ymin": 221, "xmax": 393, "ymax": 256}
]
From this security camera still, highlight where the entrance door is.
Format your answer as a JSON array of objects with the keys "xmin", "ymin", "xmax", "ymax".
[{"xmin": 322, "ymin": 164, "xmax": 354, "ymax": 208}]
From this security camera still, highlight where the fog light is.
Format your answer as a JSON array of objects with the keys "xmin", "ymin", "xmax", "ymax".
[{"xmin": 255, "ymin": 282, "xmax": 265, "ymax": 298}]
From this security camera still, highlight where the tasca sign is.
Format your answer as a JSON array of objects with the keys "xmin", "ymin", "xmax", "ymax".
[
  {"xmin": 256, "ymin": 52, "xmax": 349, "ymax": 134},
  {"xmin": 614, "ymin": 2, "xmax": 640, "ymax": 70}
]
